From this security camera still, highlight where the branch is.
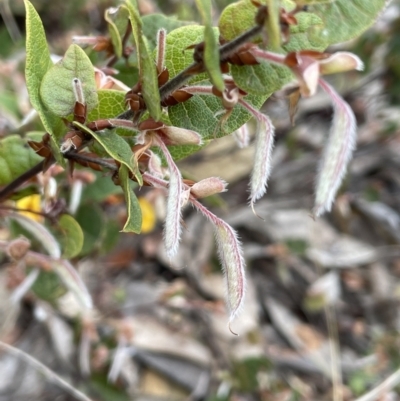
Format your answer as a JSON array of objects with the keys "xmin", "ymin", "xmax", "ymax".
[
  {"xmin": 116, "ymin": 16, "xmax": 265, "ymax": 121},
  {"xmin": 0, "ymin": 159, "xmax": 50, "ymax": 202}
]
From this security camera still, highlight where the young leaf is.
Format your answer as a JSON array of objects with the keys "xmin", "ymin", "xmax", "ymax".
[
  {"xmin": 124, "ymin": 2, "xmax": 161, "ymax": 121},
  {"xmin": 119, "ymin": 165, "xmax": 142, "ymax": 233},
  {"xmin": 142, "ymin": 14, "xmax": 194, "ymax": 50},
  {"xmin": 313, "ymin": 79, "xmax": 357, "ymax": 217},
  {"xmin": 24, "ymin": 0, "xmax": 52, "ymax": 109},
  {"xmin": 58, "ymin": 214, "xmax": 84, "ymax": 259},
  {"xmin": 73, "ymin": 121, "xmax": 142, "ymax": 185},
  {"xmin": 307, "ymin": 0, "xmax": 388, "ymax": 45},
  {"xmin": 24, "ymin": 0, "xmax": 65, "ymax": 164},
  {"xmin": 105, "ymin": 6, "xmax": 130, "ymax": 58},
  {"xmin": 195, "ymin": 0, "xmax": 225, "ymax": 92},
  {"xmin": 40, "ymin": 44, "xmax": 98, "ymax": 117},
  {"xmin": 0, "ymin": 135, "xmax": 42, "ymax": 185}
]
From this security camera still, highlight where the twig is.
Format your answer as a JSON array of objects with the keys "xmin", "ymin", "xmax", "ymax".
[
  {"xmin": 116, "ymin": 16, "xmax": 264, "ymax": 121},
  {"xmin": 0, "ymin": 205, "xmax": 51, "ymax": 219},
  {"xmin": 64, "ymin": 152, "xmax": 118, "ymax": 171},
  {"xmin": 0, "ymin": 159, "xmax": 48, "ymax": 202},
  {"xmin": 0, "ymin": 340, "xmax": 93, "ymax": 401}
]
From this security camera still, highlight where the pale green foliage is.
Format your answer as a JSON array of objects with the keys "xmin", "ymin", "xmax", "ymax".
[
  {"xmin": 124, "ymin": 2, "xmax": 162, "ymax": 121},
  {"xmin": 24, "ymin": 0, "xmax": 65, "ymax": 164},
  {"xmin": 58, "ymin": 214, "xmax": 84, "ymax": 259},
  {"xmin": 195, "ymin": 0, "xmax": 225, "ymax": 91},
  {"xmin": 40, "ymin": 44, "xmax": 98, "ymax": 117},
  {"xmin": 87, "ymin": 90, "xmax": 126, "ymax": 120},
  {"xmin": 0, "ymin": 135, "xmax": 42, "ymax": 185},
  {"xmin": 307, "ymin": 0, "xmax": 388, "ymax": 45},
  {"xmin": 119, "ymin": 165, "xmax": 142, "ymax": 233},
  {"xmin": 18, "ymin": 0, "xmax": 388, "ymax": 239},
  {"xmin": 72, "ymin": 121, "xmax": 142, "ymax": 185},
  {"xmin": 105, "ymin": 6, "xmax": 130, "ymax": 58}
]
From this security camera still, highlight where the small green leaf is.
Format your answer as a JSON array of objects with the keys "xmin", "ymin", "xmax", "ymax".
[
  {"xmin": 119, "ymin": 165, "xmax": 142, "ymax": 233},
  {"xmin": 195, "ymin": 0, "xmax": 224, "ymax": 92},
  {"xmin": 76, "ymin": 203, "xmax": 106, "ymax": 255},
  {"xmin": 168, "ymin": 92, "xmax": 268, "ymax": 142},
  {"xmin": 219, "ymin": 0, "xmax": 326, "ymax": 95},
  {"xmin": 40, "ymin": 44, "xmax": 98, "ymax": 117},
  {"xmin": 164, "ymin": 25, "xmax": 218, "ymax": 84},
  {"xmin": 265, "ymin": 0, "xmax": 281, "ymax": 51},
  {"xmin": 142, "ymin": 14, "xmax": 194, "ymax": 50},
  {"xmin": 24, "ymin": 0, "xmax": 65, "ymax": 164},
  {"xmin": 72, "ymin": 121, "xmax": 142, "ymax": 185},
  {"xmin": 58, "ymin": 214, "xmax": 84, "ymax": 258},
  {"xmin": 124, "ymin": 2, "xmax": 161, "ymax": 121},
  {"xmin": 0, "ymin": 135, "xmax": 42, "ymax": 186},
  {"xmin": 307, "ymin": 0, "xmax": 387, "ymax": 45},
  {"xmin": 105, "ymin": 6, "xmax": 130, "ymax": 58},
  {"xmin": 32, "ymin": 271, "xmax": 66, "ymax": 302},
  {"xmin": 87, "ymin": 89, "xmax": 126, "ymax": 120}
]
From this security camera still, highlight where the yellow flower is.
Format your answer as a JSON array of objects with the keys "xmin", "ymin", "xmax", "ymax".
[
  {"xmin": 138, "ymin": 197, "xmax": 156, "ymax": 234},
  {"xmin": 15, "ymin": 194, "xmax": 42, "ymax": 222}
]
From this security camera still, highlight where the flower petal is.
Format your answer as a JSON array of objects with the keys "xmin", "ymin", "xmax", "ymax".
[{"xmin": 313, "ymin": 79, "xmax": 357, "ymax": 217}]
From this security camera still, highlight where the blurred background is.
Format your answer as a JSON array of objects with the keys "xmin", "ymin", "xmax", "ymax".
[{"xmin": 1, "ymin": 0, "xmax": 400, "ymax": 400}]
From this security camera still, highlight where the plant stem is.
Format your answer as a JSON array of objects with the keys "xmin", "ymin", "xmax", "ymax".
[
  {"xmin": 0, "ymin": 340, "xmax": 93, "ymax": 401},
  {"xmin": 0, "ymin": 159, "xmax": 50, "ymax": 202},
  {"xmin": 116, "ymin": 19, "xmax": 264, "ymax": 121}
]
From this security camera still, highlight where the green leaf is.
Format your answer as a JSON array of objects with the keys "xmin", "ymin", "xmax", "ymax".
[
  {"xmin": 24, "ymin": 0, "xmax": 65, "ymax": 165},
  {"xmin": 124, "ymin": 2, "xmax": 161, "ymax": 121},
  {"xmin": 0, "ymin": 135, "xmax": 42, "ymax": 186},
  {"xmin": 58, "ymin": 214, "xmax": 84, "ymax": 258},
  {"xmin": 40, "ymin": 44, "xmax": 98, "ymax": 117},
  {"xmin": 168, "ymin": 92, "xmax": 268, "ymax": 158},
  {"xmin": 87, "ymin": 89, "xmax": 126, "ymax": 120},
  {"xmin": 72, "ymin": 121, "xmax": 142, "ymax": 185},
  {"xmin": 164, "ymin": 25, "xmax": 218, "ymax": 84},
  {"xmin": 81, "ymin": 172, "xmax": 123, "ymax": 203},
  {"xmin": 142, "ymin": 14, "xmax": 195, "ymax": 50},
  {"xmin": 307, "ymin": 0, "xmax": 387, "ymax": 45},
  {"xmin": 195, "ymin": 0, "xmax": 224, "ymax": 92},
  {"xmin": 265, "ymin": 0, "xmax": 281, "ymax": 51},
  {"xmin": 32, "ymin": 271, "xmax": 66, "ymax": 302},
  {"xmin": 105, "ymin": 6, "xmax": 130, "ymax": 58},
  {"xmin": 219, "ymin": 0, "xmax": 326, "ymax": 95},
  {"xmin": 119, "ymin": 165, "xmax": 142, "ymax": 233},
  {"xmin": 76, "ymin": 203, "xmax": 106, "ymax": 255}
]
